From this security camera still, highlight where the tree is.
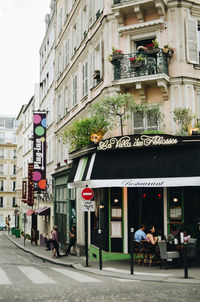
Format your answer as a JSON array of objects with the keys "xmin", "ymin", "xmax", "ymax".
[
  {"xmin": 173, "ymin": 107, "xmax": 196, "ymax": 135},
  {"xmin": 91, "ymin": 93, "xmax": 137, "ymax": 136},
  {"xmin": 62, "ymin": 115, "xmax": 109, "ymax": 151}
]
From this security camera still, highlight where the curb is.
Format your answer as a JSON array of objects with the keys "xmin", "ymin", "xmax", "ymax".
[{"xmin": 5, "ymin": 234, "xmax": 200, "ymax": 284}]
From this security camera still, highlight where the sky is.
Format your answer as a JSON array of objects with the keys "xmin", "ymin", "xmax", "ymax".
[{"xmin": 0, "ymin": 0, "xmax": 51, "ymax": 116}]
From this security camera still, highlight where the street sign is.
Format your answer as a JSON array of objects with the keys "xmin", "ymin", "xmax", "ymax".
[
  {"xmin": 82, "ymin": 200, "xmax": 95, "ymax": 212},
  {"xmin": 82, "ymin": 187, "xmax": 94, "ymax": 201}
]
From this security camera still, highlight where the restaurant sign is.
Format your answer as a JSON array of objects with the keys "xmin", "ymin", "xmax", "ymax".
[
  {"xmin": 97, "ymin": 135, "xmax": 179, "ymax": 151},
  {"xmin": 33, "ymin": 113, "xmax": 47, "ymax": 192}
]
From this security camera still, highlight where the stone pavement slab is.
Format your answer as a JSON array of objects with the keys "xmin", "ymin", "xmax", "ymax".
[{"xmin": 4, "ymin": 232, "xmax": 200, "ymax": 284}]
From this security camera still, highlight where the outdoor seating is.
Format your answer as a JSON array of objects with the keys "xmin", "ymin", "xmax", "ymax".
[
  {"xmin": 133, "ymin": 240, "xmax": 144, "ymax": 265},
  {"xmin": 185, "ymin": 238, "xmax": 197, "ymax": 259},
  {"xmin": 158, "ymin": 240, "xmax": 179, "ymax": 269},
  {"xmin": 141, "ymin": 240, "xmax": 159, "ymax": 267}
]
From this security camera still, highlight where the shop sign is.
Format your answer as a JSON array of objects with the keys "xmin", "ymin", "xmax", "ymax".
[
  {"xmin": 33, "ymin": 113, "xmax": 47, "ymax": 192},
  {"xmin": 97, "ymin": 135, "xmax": 178, "ymax": 151},
  {"xmin": 28, "ymin": 163, "xmax": 34, "ymax": 206},
  {"xmin": 21, "ymin": 180, "xmax": 27, "ymax": 202},
  {"xmin": 81, "ymin": 200, "xmax": 95, "ymax": 212}
]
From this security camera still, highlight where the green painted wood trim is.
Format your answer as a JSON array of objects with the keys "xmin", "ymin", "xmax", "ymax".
[
  {"xmin": 108, "ymin": 188, "xmax": 111, "ymax": 252},
  {"xmin": 79, "ymin": 156, "xmax": 88, "ymax": 181},
  {"xmin": 89, "ymin": 244, "xmax": 130, "ymax": 261},
  {"xmin": 122, "ymin": 188, "xmax": 124, "ymax": 253}
]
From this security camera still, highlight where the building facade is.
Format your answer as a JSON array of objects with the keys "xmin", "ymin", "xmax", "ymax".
[
  {"xmin": 0, "ymin": 115, "xmax": 18, "ymax": 228},
  {"xmin": 52, "ymin": 0, "xmax": 200, "ymax": 258}
]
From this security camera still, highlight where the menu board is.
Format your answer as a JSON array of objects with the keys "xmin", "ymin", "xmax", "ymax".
[
  {"xmin": 170, "ymin": 206, "xmax": 182, "ymax": 220},
  {"xmin": 111, "ymin": 221, "xmax": 122, "ymax": 238}
]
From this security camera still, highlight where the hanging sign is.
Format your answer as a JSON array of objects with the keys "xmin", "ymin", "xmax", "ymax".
[{"xmin": 33, "ymin": 112, "xmax": 47, "ymax": 192}]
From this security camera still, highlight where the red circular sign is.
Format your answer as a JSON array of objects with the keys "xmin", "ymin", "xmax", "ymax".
[{"xmin": 82, "ymin": 187, "xmax": 94, "ymax": 200}]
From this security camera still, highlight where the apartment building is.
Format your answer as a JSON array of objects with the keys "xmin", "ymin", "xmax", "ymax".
[
  {"xmin": 0, "ymin": 115, "xmax": 18, "ymax": 228},
  {"xmin": 51, "ymin": 0, "xmax": 200, "ymax": 258}
]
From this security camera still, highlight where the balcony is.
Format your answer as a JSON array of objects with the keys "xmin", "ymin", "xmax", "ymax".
[
  {"xmin": 113, "ymin": 0, "xmax": 166, "ymax": 25},
  {"xmin": 111, "ymin": 49, "xmax": 169, "ymax": 100}
]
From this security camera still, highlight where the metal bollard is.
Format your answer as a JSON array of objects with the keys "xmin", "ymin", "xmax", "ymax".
[
  {"xmin": 130, "ymin": 228, "xmax": 134, "ymax": 275},
  {"xmin": 98, "ymin": 229, "xmax": 102, "ymax": 270}
]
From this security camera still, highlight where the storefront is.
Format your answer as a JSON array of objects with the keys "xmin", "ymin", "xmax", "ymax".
[
  {"xmin": 68, "ymin": 134, "xmax": 200, "ymax": 260},
  {"xmin": 53, "ymin": 168, "xmax": 76, "ymax": 250}
]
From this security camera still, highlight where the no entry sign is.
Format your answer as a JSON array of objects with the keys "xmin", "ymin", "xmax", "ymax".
[{"xmin": 82, "ymin": 187, "xmax": 94, "ymax": 201}]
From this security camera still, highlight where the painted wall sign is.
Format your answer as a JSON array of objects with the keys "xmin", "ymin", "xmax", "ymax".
[
  {"xmin": 33, "ymin": 113, "xmax": 47, "ymax": 191},
  {"xmin": 97, "ymin": 135, "xmax": 179, "ymax": 151},
  {"xmin": 28, "ymin": 163, "xmax": 34, "ymax": 206}
]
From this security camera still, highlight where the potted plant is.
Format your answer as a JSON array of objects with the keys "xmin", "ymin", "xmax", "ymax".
[
  {"xmin": 93, "ymin": 70, "xmax": 100, "ymax": 80},
  {"xmin": 108, "ymin": 47, "xmax": 124, "ymax": 63},
  {"xmin": 163, "ymin": 45, "xmax": 176, "ymax": 57},
  {"xmin": 129, "ymin": 54, "xmax": 145, "ymax": 67},
  {"xmin": 145, "ymin": 39, "xmax": 159, "ymax": 54},
  {"xmin": 137, "ymin": 45, "xmax": 147, "ymax": 52}
]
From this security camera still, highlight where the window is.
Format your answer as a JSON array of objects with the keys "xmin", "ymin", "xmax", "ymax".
[
  {"xmin": 0, "ymin": 165, "xmax": 4, "ymax": 175},
  {"xmin": 65, "ymin": 39, "xmax": 69, "ymax": 66},
  {"xmin": 198, "ymin": 26, "xmax": 200, "ymax": 64},
  {"xmin": 5, "ymin": 118, "xmax": 14, "ymax": 129},
  {"xmin": 13, "ymin": 165, "xmax": 16, "ymax": 175},
  {"xmin": 64, "ymin": 86, "xmax": 70, "ymax": 114},
  {"xmin": 82, "ymin": 61, "xmax": 88, "ymax": 97},
  {"xmin": 12, "ymin": 197, "xmax": 16, "ymax": 207},
  {"xmin": 0, "ymin": 180, "xmax": 4, "ymax": 191},
  {"xmin": 0, "ymin": 118, "xmax": 4, "ymax": 128},
  {"xmin": 0, "ymin": 148, "xmax": 4, "ymax": 158},
  {"xmin": 0, "ymin": 133, "xmax": 5, "ymax": 144},
  {"xmin": 0, "ymin": 197, "xmax": 3, "ymax": 208},
  {"xmin": 73, "ymin": 23, "xmax": 77, "ymax": 54},
  {"xmin": 13, "ymin": 149, "xmax": 17, "ymax": 158},
  {"xmin": 13, "ymin": 181, "xmax": 16, "ymax": 191},
  {"xmin": 73, "ymin": 74, "xmax": 78, "ymax": 106},
  {"xmin": 58, "ymin": 8, "xmax": 62, "ymax": 34},
  {"xmin": 133, "ymin": 112, "xmax": 158, "ymax": 134}
]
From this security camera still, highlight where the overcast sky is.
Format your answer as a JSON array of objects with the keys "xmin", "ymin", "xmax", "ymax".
[{"xmin": 0, "ymin": 0, "xmax": 50, "ymax": 116}]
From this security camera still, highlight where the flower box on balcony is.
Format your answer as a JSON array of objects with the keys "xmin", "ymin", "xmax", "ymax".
[
  {"xmin": 130, "ymin": 62, "xmax": 143, "ymax": 68},
  {"xmin": 146, "ymin": 48, "xmax": 160, "ymax": 54},
  {"xmin": 111, "ymin": 53, "xmax": 124, "ymax": 60}
]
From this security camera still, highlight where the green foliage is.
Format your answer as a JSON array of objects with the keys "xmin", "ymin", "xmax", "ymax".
[
  {"xmin": 91, "ymin": 93, "xmax": 137, "ymax": 136},
  {"xmin": 62, "ymin": 116, "xmax": 109, "ymax": 151},
  {"xmin": 142, "ymin": 130, "xmax": 165, "ymax": 134},
  {"xmin": 173, "ymin": 107, "xmax": 196, "ymax": 135}
]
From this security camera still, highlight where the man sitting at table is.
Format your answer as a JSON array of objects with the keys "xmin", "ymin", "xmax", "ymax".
[{"xmin": 134, "ymin": 224, "xmax": 146, "ymax": 242}]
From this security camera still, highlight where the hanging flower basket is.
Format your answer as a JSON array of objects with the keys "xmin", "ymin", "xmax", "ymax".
[
  {"xmin": 146, "ymin": 47, "xmax": 160, "ymax": 54},
  {"xmin": 111, "ymin": 53, "xmax": 124, "ymax": 60}
]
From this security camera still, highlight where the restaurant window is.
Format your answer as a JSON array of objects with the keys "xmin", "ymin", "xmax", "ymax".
[{"xmin": 0, "ymin": 197, "xmax": 3, "ymax": 208}]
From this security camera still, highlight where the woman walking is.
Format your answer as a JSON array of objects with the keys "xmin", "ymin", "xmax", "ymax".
[{"xmin": 51, "ymin": 225, "xmax": 59, "ymax": 258}]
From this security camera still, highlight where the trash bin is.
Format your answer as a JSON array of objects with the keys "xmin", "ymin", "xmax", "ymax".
[
  {"xmin": 11, "ymin": 227, "xmax": 16, "ymax": 235},
  {"xmin": 15, "ymin": 229, "xmax": 21, "ymax": 238}
]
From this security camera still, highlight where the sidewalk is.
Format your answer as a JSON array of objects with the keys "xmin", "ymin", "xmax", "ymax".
[{"xmin": 4, "ymin": 232, "xmax": 200, "ymax": 284}]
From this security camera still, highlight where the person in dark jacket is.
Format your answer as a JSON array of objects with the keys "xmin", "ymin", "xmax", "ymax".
[{"xmin": 66, "ymin": 226, "xmax": 76, "ymax": 255}]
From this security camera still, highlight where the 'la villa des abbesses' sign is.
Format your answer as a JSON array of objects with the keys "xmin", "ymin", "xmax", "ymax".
[{"xmin": 97, "ymin": 134, "xmax": 200, "ymax": 151}]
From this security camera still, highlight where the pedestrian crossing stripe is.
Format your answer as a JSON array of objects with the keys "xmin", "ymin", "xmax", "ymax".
[
  {"xmin": 51, "ymin": 268, "xmax": 102, "ymax": 283},
  {"xmin": 18, "ymin": 266, "xmax": 57, "ymax": 284},
  {"xmin": 0, "ymin": 268, "xmax": 11, "ymax": 285}
]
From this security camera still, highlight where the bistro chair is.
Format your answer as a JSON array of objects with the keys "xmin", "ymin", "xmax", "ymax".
[
  {"xmin": 133, "ymin": 240, "xmax": 144, "ymax": 265},
  {"xmin": 186, "ymin": 238, "xmax": 197, "ymax": 259},
  {"xmin": 158, "ymin": 240, "xmax": 179, "ymax": 269},
  {"xmin": 141, "ymin": 240, "xmax": 157, "ymax": 267}
]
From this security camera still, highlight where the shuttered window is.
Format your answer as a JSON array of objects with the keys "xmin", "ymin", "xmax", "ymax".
[{"xmin": 186, "ymin": 18, "xmax": 199, "ymax": 64}]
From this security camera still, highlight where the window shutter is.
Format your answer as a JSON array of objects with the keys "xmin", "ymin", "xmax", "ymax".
[
  {"xmin": 82, "ymin": 64, "xmax": 85, "ymax": 96},
  {"xmin": 85, "ymin": 61, "xmax": 88, "ymax": 93},
  {"xmin": 186, "ymin": 18, "xmax": 198, "ymax": 64}
]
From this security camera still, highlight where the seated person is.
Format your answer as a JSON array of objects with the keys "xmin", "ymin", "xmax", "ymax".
[
  {"xmin": 134, "ymin": 225, "xmax": 146, "ymax": 242},
  {"xmin": 146, "ymin": 225, "xmax": 158, "ymax": 245},
  {"xmin": 183, "ymin": 230, "xmax": 191, "ymax": 243}
]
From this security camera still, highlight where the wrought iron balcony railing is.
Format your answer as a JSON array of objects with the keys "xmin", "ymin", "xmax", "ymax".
[
  {"xmin": 114, "ymin": 0, "xmax": 128, "ymax": 4},
  {"xmin": 112, "ymin": 49, "xmax": 168, "ymax": 81}
]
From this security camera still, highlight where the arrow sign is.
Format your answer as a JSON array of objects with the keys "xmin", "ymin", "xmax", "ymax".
[{"xmin": 82, "ymin": 187, "xmax": 94, "ymax": 201}]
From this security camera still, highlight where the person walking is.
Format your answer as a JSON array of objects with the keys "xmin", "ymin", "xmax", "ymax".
[
  {"xmin": 51, "ymin": 225, "xmax": 59, "ymax": 258},
  {"xmin": 66, "ymin": 226, "xmax": 76, "ymax": 256}
]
